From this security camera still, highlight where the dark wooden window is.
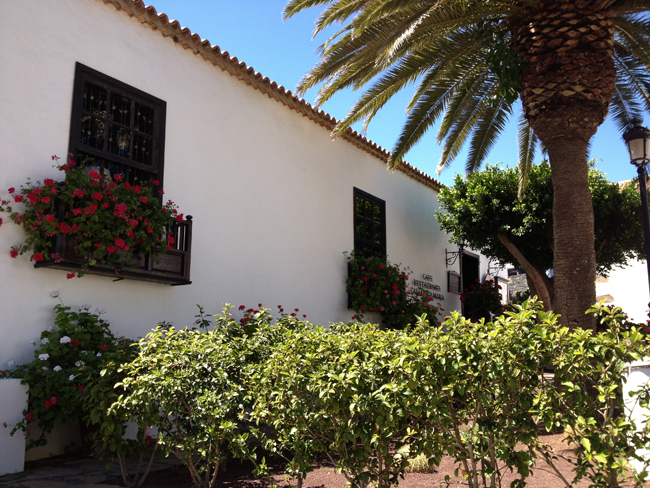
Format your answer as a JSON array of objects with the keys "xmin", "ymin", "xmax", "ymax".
[
  {"xmin": 68, "ymin": 63, "xmax": 166, "ymax": 187},
  {"xmin": 37, "ymin": 64, "xmax": 193, "ymax": 285},
  {"xmin": 353, "ymin": 188, "xmax": 386, "ymax": 258}
]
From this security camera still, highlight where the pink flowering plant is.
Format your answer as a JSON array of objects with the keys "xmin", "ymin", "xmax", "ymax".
[
  {"xmin": 460, "ymin": 278, "xmax": 503, "ymax": 322},
  {"xmin": 7, "ymin": 296, "xmax": 131, "ymax": 449},
  {"xmin": 0, "ymin": 155, "xmax": 183, "ymax": 277},
  {"xmin": 345, "ymin": 251, "xmax": 442, "ymax": 329}
]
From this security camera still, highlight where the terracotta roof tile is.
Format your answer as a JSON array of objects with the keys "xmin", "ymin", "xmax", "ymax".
[{"xmin": 100, "ymin": 0, "xmax": 443, "ymax": 192}]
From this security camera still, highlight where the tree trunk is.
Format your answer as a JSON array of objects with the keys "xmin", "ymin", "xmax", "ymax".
[
  {"xmin": 497, "ymin": 232, "xmax": 553, "ymax": 311},
  {"xmin": 514, "ymin": 1, "xmax": 616, "ymax": 330},
  {"xmin": 545, "ymin": 136, "xmax": 597, "ymax": 330}
]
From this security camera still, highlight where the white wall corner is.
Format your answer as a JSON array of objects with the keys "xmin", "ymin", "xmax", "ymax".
[{"xmin": 0, "ymin": 378, "xmax": 28, "ymax": 475}]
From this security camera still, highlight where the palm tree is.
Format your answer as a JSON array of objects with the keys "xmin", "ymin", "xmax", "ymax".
[{"xmin": 284, "ymin": 0, "xmax": 650, "ymax": 330}]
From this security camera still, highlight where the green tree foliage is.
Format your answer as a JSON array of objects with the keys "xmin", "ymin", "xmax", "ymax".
[{"xmin": 436, "ymin": 162, "xmax": 644, "ymax": 308}]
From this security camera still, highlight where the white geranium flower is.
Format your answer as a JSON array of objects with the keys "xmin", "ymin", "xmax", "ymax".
[
  {"xmin": 51, "ymin": 291, "xmax": 60, "ymax": 297},
  {"xmin": 96, "ymin": 307, "xmax": 106, "ymax": 315},
  {"xmin": 46, "ymin": 325, "xmax": 54, "ymax": 332},
  {"xmin": 81, "ymin": 350, "xmax": 87, "ymax": 354},
  {"xmin": 42, "ymin": 367, "xmax": 50, "ymax": 371},
  {"xmin": 53, "ymin": 366, "xmax": 62, "ymax": 372},
  {"xmin": 40, "ymin": 338, "xmax": 50, "ymax": 345},
  {"xmin": 38, "ymin": 353, "xmax": 49, "ymax": 361},
  {"xmin": 69, "ymin": 375, "xmax": 75, "ymax": 381},
  {"xmin": 96, "ymin": 352, "xmax": 102, "ymax": 357},
  {"xmin": 104, "ymin": 320, "xmax": 112, "ymax": 326},
  {"xmin": 7, "ymin": 360, "xmax": 14, "ymax": 367},
  {"xmin": 60, "ymin": 336, "xmax": 71, "ymax": 344},
  {"xmin": 75, "ymin": 360, "xmax": 85, "ymax": 367},
  {"xmin": 82, "ymin": 304, "xmax": 91, "ymax": 310}
]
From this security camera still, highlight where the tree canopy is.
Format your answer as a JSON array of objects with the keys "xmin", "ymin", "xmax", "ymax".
[{"xmin": 436, "ymin": 161, "xmax": 644, "ymax": 309}]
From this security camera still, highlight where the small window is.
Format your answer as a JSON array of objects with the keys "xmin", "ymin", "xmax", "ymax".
[
  {"xmin": 68, "ymin": 63, "xmax": 166, "ymax": 187},
  {"xmin": 353, "ymin": 188, "xmax": 386, "ymax": 258}
]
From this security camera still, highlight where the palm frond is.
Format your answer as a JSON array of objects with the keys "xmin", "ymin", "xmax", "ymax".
[
  {"xmin": 465, "ymin": 95, "xmax": 514, "ymax": 173},
  {"xmin": 517, "ymin": 115, "xmax": 538, "ymax": 200},
  {"xmin": 434, "ymin": 74, "xmax": 499, "ymax": 173}
]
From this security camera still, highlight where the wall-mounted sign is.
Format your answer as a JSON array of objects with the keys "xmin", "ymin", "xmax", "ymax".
[{"xmin": 409, "ymin": 273, "xmax": 445, "ymax": 300}]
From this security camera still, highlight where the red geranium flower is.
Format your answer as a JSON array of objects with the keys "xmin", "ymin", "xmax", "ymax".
[
  {"xmin": 113, "ymin": 174, "xmax": 122, "ymax": 182},
  {"xmin": 101, "ymin": 344, "xmax": 109, "ymax": 351},
  {"xmin": 43, "ymin": 179, "xmax": 54, "ymax": 186},
  {"xmin": 106, "ymin": 246, "xmax": 117, "ymax": 253},
  {"xmin": 72, "ymin": 189, "xmax": 84, "ymax": 197},
  {"xmin": 139, "ymin": 197, "xmax": 148, "ymax": 203},
  {"xmin": 25, "ymin": 412, "xmax": 33, "ymax": 421},
  {"xmin": 152, "ymin": 180, "xmax": 160, "ymax": 185},
  {"xmin": 67, "ymin": 272, "xmax": 76, "ymax": 279},
  {"xmin": 33, "ymin": 253, "xmax": 44, "ymax": 262},
  {"xmin": 40, "ymin": 196, "xmax": 51, "ymax": 204},
  {"xmin": 115, "ymin": 203, "xmax": 127, "ymax": 212},
  {"xmin": 70, "ymin": 339, "xmax": 80, "ymax": 345},
  {"xmin": 124, "ymin": 182, "xmax": 131, "ymax": 190},
  {"xmin": 60, "ymin": 224, "xmax": 71, "ymax": 234},
  {"xmin": 8, "ymin": 187, "xmax": 15, "ymax": 194},
  {"xmin": 88, "ymin": 170, "xmax": 102, "ymax": 180},
  {"xmin": 10, "ymin": 248, "xmax": 18, "ymax": 258},
  {"xmin": 91, "ymin": 192, "xmax": 103, "ymax": 201},
  {"xmin": 239, "ymin": 305, "xmax": 246, "ymax": 310},
  {"xmin": 13, "ymin": 195, "xmax": 23, "ymax": 203},
  {"xmin": 45, "ymin": 215, "xmax": 55, "ymax": 223},
  {"xmin": 114, "ymin": 238, "xmax": 125, "ymax": 248}
]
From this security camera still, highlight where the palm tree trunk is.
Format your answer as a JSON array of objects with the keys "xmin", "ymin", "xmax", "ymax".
[
  {"xmin": 546, "ymin": 136, "xmax": 596, "ymax": 330},
  {"xmin": 514, "ymin": 1, "xmax": 616, "ymax": 330}
]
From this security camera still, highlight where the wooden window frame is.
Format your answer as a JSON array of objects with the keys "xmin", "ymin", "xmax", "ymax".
[
  {"xmin": 68, "ymin": 62, "xmax": 166, "ymax": 187},
  {"xmin": 353, "ymin": 187, "xmax": 387, "ymax": 258}
]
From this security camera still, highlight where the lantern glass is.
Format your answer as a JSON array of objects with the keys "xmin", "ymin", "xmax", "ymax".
[{"xmin": 628, "ymin": 137, "xmax": 648, "ymax": 166}]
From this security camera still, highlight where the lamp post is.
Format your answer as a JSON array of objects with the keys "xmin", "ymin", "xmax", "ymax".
[{"xmin": 623, "ymin": 120, "xmax": 650, "ymax": 308}]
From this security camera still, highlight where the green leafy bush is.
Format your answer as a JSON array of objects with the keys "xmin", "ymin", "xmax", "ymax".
[
  {"xmin": 534, "ymin": 302, "xmax": 650, "ymax": 487},
  {"xmin": 249, "ymin": 320, "xmax": 432, "ymax": 488},
  {"xmin": 114, "ymin": 317, "xmax": 251, "ymax": 488},
  {"xmin": 345, "ymin": 251, "xmax": 442, "ymax": 329}
]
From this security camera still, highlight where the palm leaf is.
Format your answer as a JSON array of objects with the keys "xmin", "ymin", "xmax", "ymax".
[{"xmin": 517, "ymin": 115, "xmax": 538, "ymax": 200}]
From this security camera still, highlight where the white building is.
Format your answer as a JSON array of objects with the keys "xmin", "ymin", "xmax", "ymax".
[{"xmin": 0, "ymin": 0, "xmax": 506, "ymax": 468}]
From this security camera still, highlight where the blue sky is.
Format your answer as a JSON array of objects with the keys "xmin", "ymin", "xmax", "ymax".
[{"xmin": 148, "ymin": 0, "xmax": 636, "ymax": 187}]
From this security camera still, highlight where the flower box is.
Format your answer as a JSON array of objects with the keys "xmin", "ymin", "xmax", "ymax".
[{"xmin": 34, "ymin": 211, "xmax": 193, "ymax": 286}]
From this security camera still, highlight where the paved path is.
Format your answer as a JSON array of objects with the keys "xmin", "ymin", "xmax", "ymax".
[{"xmin": 0, "ymin": 455, "xmax": 181, "ymax": 488}]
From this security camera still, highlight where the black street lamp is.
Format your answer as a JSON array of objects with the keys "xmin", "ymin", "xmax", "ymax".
[{"xmin": 623, "ymin": 120, "xmax": 650, "ymax": 309}]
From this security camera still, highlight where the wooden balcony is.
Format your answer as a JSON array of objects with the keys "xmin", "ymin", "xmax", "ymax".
[{"xmin": 35, "ymin": 216, "xmax": 193, "ymax": 285}]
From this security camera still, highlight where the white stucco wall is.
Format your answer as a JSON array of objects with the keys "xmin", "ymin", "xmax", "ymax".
[
  {"xmin": 0, "ymin": 0, "xmax": 463, "ymax": 373},
  {"xmin": 597, "ymin": 260, "xmax": 649, "ymax": 322}
]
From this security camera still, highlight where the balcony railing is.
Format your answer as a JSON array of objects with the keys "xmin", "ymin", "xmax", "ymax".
[{"xmin": 35, "ymin": 214, "xmax": 193, "ymax": 286}]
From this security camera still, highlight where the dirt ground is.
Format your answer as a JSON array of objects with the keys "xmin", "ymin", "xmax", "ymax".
[{"xmin": 139, "ymin": 434, "xmax": 634, "ymax": 488}]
